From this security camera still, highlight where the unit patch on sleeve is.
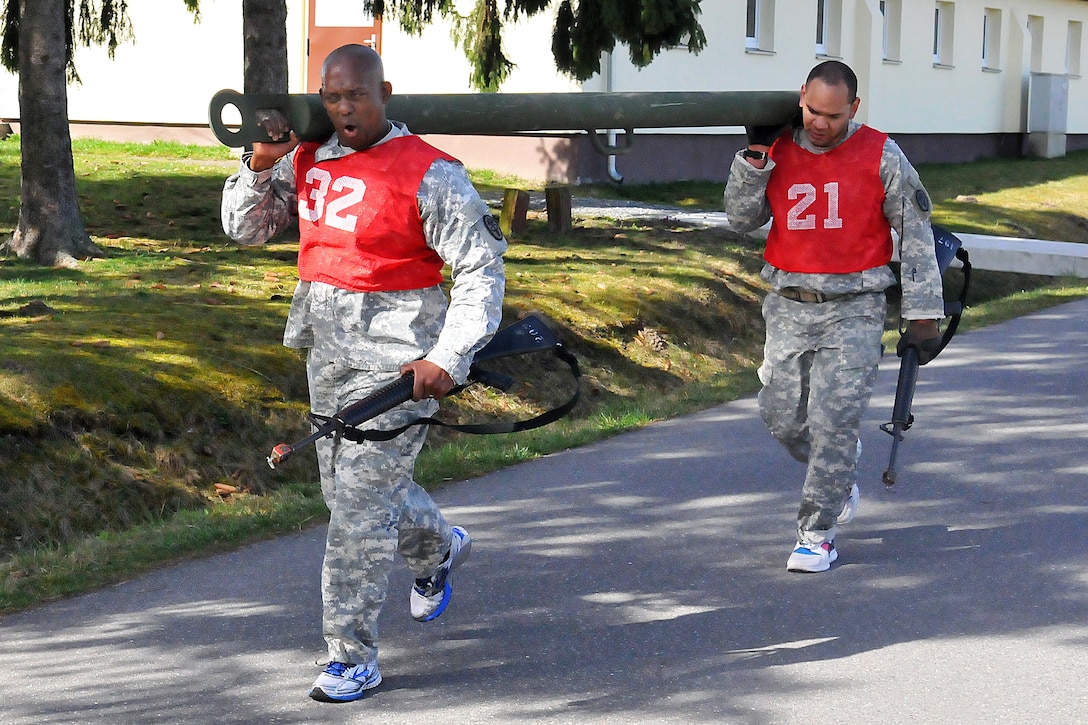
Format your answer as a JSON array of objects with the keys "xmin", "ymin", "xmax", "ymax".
[
  {"xmin": 483, "ymin": 214, "xmax": 504, "ymax": 240},
  {"xmin": 914, "ymin": 188, "xmax": 931, "ymax": 213}
]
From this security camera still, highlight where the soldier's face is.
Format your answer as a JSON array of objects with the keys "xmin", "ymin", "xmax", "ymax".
[
  {"xmin": 320, "ymin": 60, "xmax": 392, "ymax": 151},
  {"xmin": 799, "ymin": 78, "xmax": 860, "ymax": 148}
]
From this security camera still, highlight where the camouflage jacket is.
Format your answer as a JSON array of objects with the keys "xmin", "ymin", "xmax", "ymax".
[
  {"xmin": 221, "ymin": 122, "xmax": 506, "ymax": 384},
  {"xmin": 722, "ymin": 121, "xmax": 944, "ymax": 320}
]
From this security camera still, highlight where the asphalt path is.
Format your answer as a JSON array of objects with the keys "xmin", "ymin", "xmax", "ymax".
[{"xmin": 2, "ymin": 298, "xmax": 1087, "ymax": 724}]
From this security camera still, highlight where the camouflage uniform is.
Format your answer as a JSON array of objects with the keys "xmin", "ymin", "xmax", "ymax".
[
  {"xmin": 723, "ymin": 120, "xmax": 943, "ymax": 545},
  {"xmin": 222, "ymin": 122, "xmax": 506, "ymax": 666}
]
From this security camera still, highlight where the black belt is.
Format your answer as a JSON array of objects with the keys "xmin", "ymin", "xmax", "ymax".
[{"xmin": 777, "ymin": 288, "xmax": 857, "ymax": 303}]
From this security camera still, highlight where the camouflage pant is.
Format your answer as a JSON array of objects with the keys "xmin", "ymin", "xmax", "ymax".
[
  {"xmin": 757, "ymin": 290, "xmax": 886, "ymax": 545},
  {"xmin": 307, "ymin": 352, "xmax": 452, "ymax": 666}
]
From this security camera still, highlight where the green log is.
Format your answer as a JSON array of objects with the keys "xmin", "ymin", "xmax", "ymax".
[{"xmin": 209, "ymin": 88, "xmax": 799, "ymax": 148}]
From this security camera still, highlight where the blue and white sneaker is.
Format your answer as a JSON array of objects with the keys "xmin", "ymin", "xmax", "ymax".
[
  {"xmin": 308, "ymin": 661, "xmax": 382, "ymax": 703},
  {"xmin": 786, "ymin": 541, "xmax": 838, "ymax": 573},
  {"xmin": 411, "ymin": 526, "xmax": 471, "ymax": 622}
]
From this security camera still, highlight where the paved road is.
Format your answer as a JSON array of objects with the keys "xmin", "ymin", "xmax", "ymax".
[{"xmin": 2, "ymin": 298, "xmax": 1087, "ymax": 724}]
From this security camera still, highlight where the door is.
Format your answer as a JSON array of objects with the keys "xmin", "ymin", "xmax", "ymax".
[{"xmin": 307, "ymin": 0, "xmax": 383, "ymax": 92}]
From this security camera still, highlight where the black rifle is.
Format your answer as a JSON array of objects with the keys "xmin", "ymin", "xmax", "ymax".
[
  {"xmin": 880, "ymin": 225, "xmax": 972, "ymax": 485},
  {"xmin": 267, "ymin": 314, "xmax": 579, "ymax": 468}
]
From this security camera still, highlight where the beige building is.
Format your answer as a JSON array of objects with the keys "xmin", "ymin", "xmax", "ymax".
[{"xmin": 1, "ymin": 0, "xmax": 1085, "ymax": 183}]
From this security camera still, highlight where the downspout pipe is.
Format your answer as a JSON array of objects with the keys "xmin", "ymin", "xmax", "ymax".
[{"xmin": 603, "ymin": 51, "xmax": 623, "ymax": 184}]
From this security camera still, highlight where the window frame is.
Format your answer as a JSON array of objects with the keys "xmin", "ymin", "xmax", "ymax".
[
  {"xmin": 1068, "ymin": 20, "xmax": 1083, "ymax": 77},
  {"xmin": 880, "ymin": 0, "xmax": 903, "ymax": 62},
  {"xmin": 933, "ymin": 2, "xmax": 956, "ymax": 67},
  {"xmin": 746, "ymin": 0, "xmax": 760, "ymax": 49},
  {"xmin": 746, "ymin": 0, "xmax": 776, "ymax": 53},
  {"xmin": 982, "ymin": 8, "xmax": 1002, "ymax": 71},
  {"xmin": 816, "ymin": 0, "xmax": 842, "ymax": 57}
]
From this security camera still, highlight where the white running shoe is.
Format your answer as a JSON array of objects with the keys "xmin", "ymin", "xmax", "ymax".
[
  {"xmin": 838, "ymin": 439, "xmax": 862, "ymax": 525},
  {"xmin": 838, "ymin": 483, "xmax": 860, "ymax": 526},
  {"xmin": 786, "ymin": 541, "xmax": 838, "ymax": 573},
  {"xmin": 410, "ymin": 526, "xmax": 471, "ymax": 622},
  {"xmin": 308, "ymin": 661, "xmax": 382, "ymax": 703}
]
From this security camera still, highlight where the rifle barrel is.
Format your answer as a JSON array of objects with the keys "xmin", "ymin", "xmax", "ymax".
[{"xmin": 882, "ymin": 346, "xmax": 920, "ymax": 485}]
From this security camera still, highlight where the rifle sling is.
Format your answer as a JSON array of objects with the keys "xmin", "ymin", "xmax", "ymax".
[
  {"xmin": 341, "ymin": 343, "xmax": 581, "ymax": 443},
  {"xmin": 932, "ymin": 246, "xmax": 972, "ymax": 359}
]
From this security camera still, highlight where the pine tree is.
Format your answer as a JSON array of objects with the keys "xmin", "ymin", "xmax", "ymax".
[
  {"xmin": 370, "ymin": 0, "xmax": 706, "ymax": 91},
  {"xmin": 0, "ymin": 0, "xmax": 199, "ymax": 265}
]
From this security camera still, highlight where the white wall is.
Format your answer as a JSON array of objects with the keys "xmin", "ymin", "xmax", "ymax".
[
  {"xmin": 590, "ymin": 0, "xmax": 1087, "ymax": 136},
  {"xmin": 0, "ymin": 0, "xmax": 251, "ymax": 126},
  {"xmin": 379, "ymin": 9, "xmax": 578, "ymax": 94},
  {"xmin": 588, "ymin": 3, "xmax": 806, "ymax": 95},
  {"xmin": 859, "ymin": 0, "xmax": 1087, "ymax": 134},
  {"xmin": 97, "ymin": 1, "xmax": 238, "ymax": 124}
]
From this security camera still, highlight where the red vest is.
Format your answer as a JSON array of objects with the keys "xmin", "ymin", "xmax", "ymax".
[
  {"xmin": 294, "ymin": 135, "xmax": 454, "ymax": 292},
  {"xmin": 764, "ymin": 125, "xmax": 892, "ymax": 274}
]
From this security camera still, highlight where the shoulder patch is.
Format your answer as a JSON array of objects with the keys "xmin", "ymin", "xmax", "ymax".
[
  {"xmin": 483, "ymin": 214, "xmax": 504, "ymax": 240},
  {"xmin": 914, "ymin": 188, "xmax": 931, "ymax": 213}
]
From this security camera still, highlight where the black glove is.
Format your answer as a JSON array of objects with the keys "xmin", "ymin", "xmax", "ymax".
[
  {"xmin": 745, "ymin": 122, "xmax": 790, "ymax": 147},
  {"xmin": 745, "ymin": 109, "xmax": 801, "ymax": 146},
  {"xmin": 897, "ymin": 321, "xmax": 942, "ymax": 365}
]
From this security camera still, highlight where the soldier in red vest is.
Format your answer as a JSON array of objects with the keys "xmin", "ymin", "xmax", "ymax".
[
  {"xmin": 222, "ymin": 44, "xmax": 506, "ymax": 702},
  {"xmin": 723, "ymin": 60, "xmax": 943, "ymax": 573}
]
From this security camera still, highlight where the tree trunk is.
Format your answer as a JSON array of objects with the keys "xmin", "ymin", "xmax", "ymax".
[
  {"xmin": 3, "ymin": 0, "xmax": 104, "ymax": 266},
  {"xmin": 242, "ymin": 0, "xmax": 288, "ymax": 94}
]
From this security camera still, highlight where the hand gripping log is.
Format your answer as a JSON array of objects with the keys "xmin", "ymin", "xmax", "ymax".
[
  {"xmin": 880, "ymin": 225, "xmax": 972, "ymax": 485},
  {"xmin": 267, "ymin": 314, "xmax": 580, "ymax": 469}
]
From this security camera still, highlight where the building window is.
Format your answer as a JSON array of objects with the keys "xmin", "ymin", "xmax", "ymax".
[
  {"xmin": 746, "ymin": 0, "xmax": 759, "ymax": 49},
  {"xmin": 982, "ymin": 8, "xmax": 1001, "ymax": 70},
  {"xmin": 933, "ymin": 2, "xmax": 955, "ymax": 66},
  {"xmin": 1028, "ymin": 15, "xmax": 1043, "ymax": 73},
  {"xmin": 746, "ymin": 0, "xmax": 775, "ymax": 52},
  {"xmin": 816, "ymin": 0, "xmax": 827, "ymax": 53},
  {"xmin": 816, "ymin": 0, "xmax": 842, "ymax": 57},
  {"xmin": 1068, "ymin": 21, "xmax": 1083, "ymax": 77},
  {"xmin": 880, "ymin": 0, "xmax": 902, "ymax": 62}
]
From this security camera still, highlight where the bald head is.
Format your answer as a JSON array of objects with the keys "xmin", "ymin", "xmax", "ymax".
[
  {"xmin": 319, "ymin": 44, "xmax": 393, "ymax": 150},
  {"xmin": 321, "ymin": 44, "xmax": 385, "ymax": 87}
]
